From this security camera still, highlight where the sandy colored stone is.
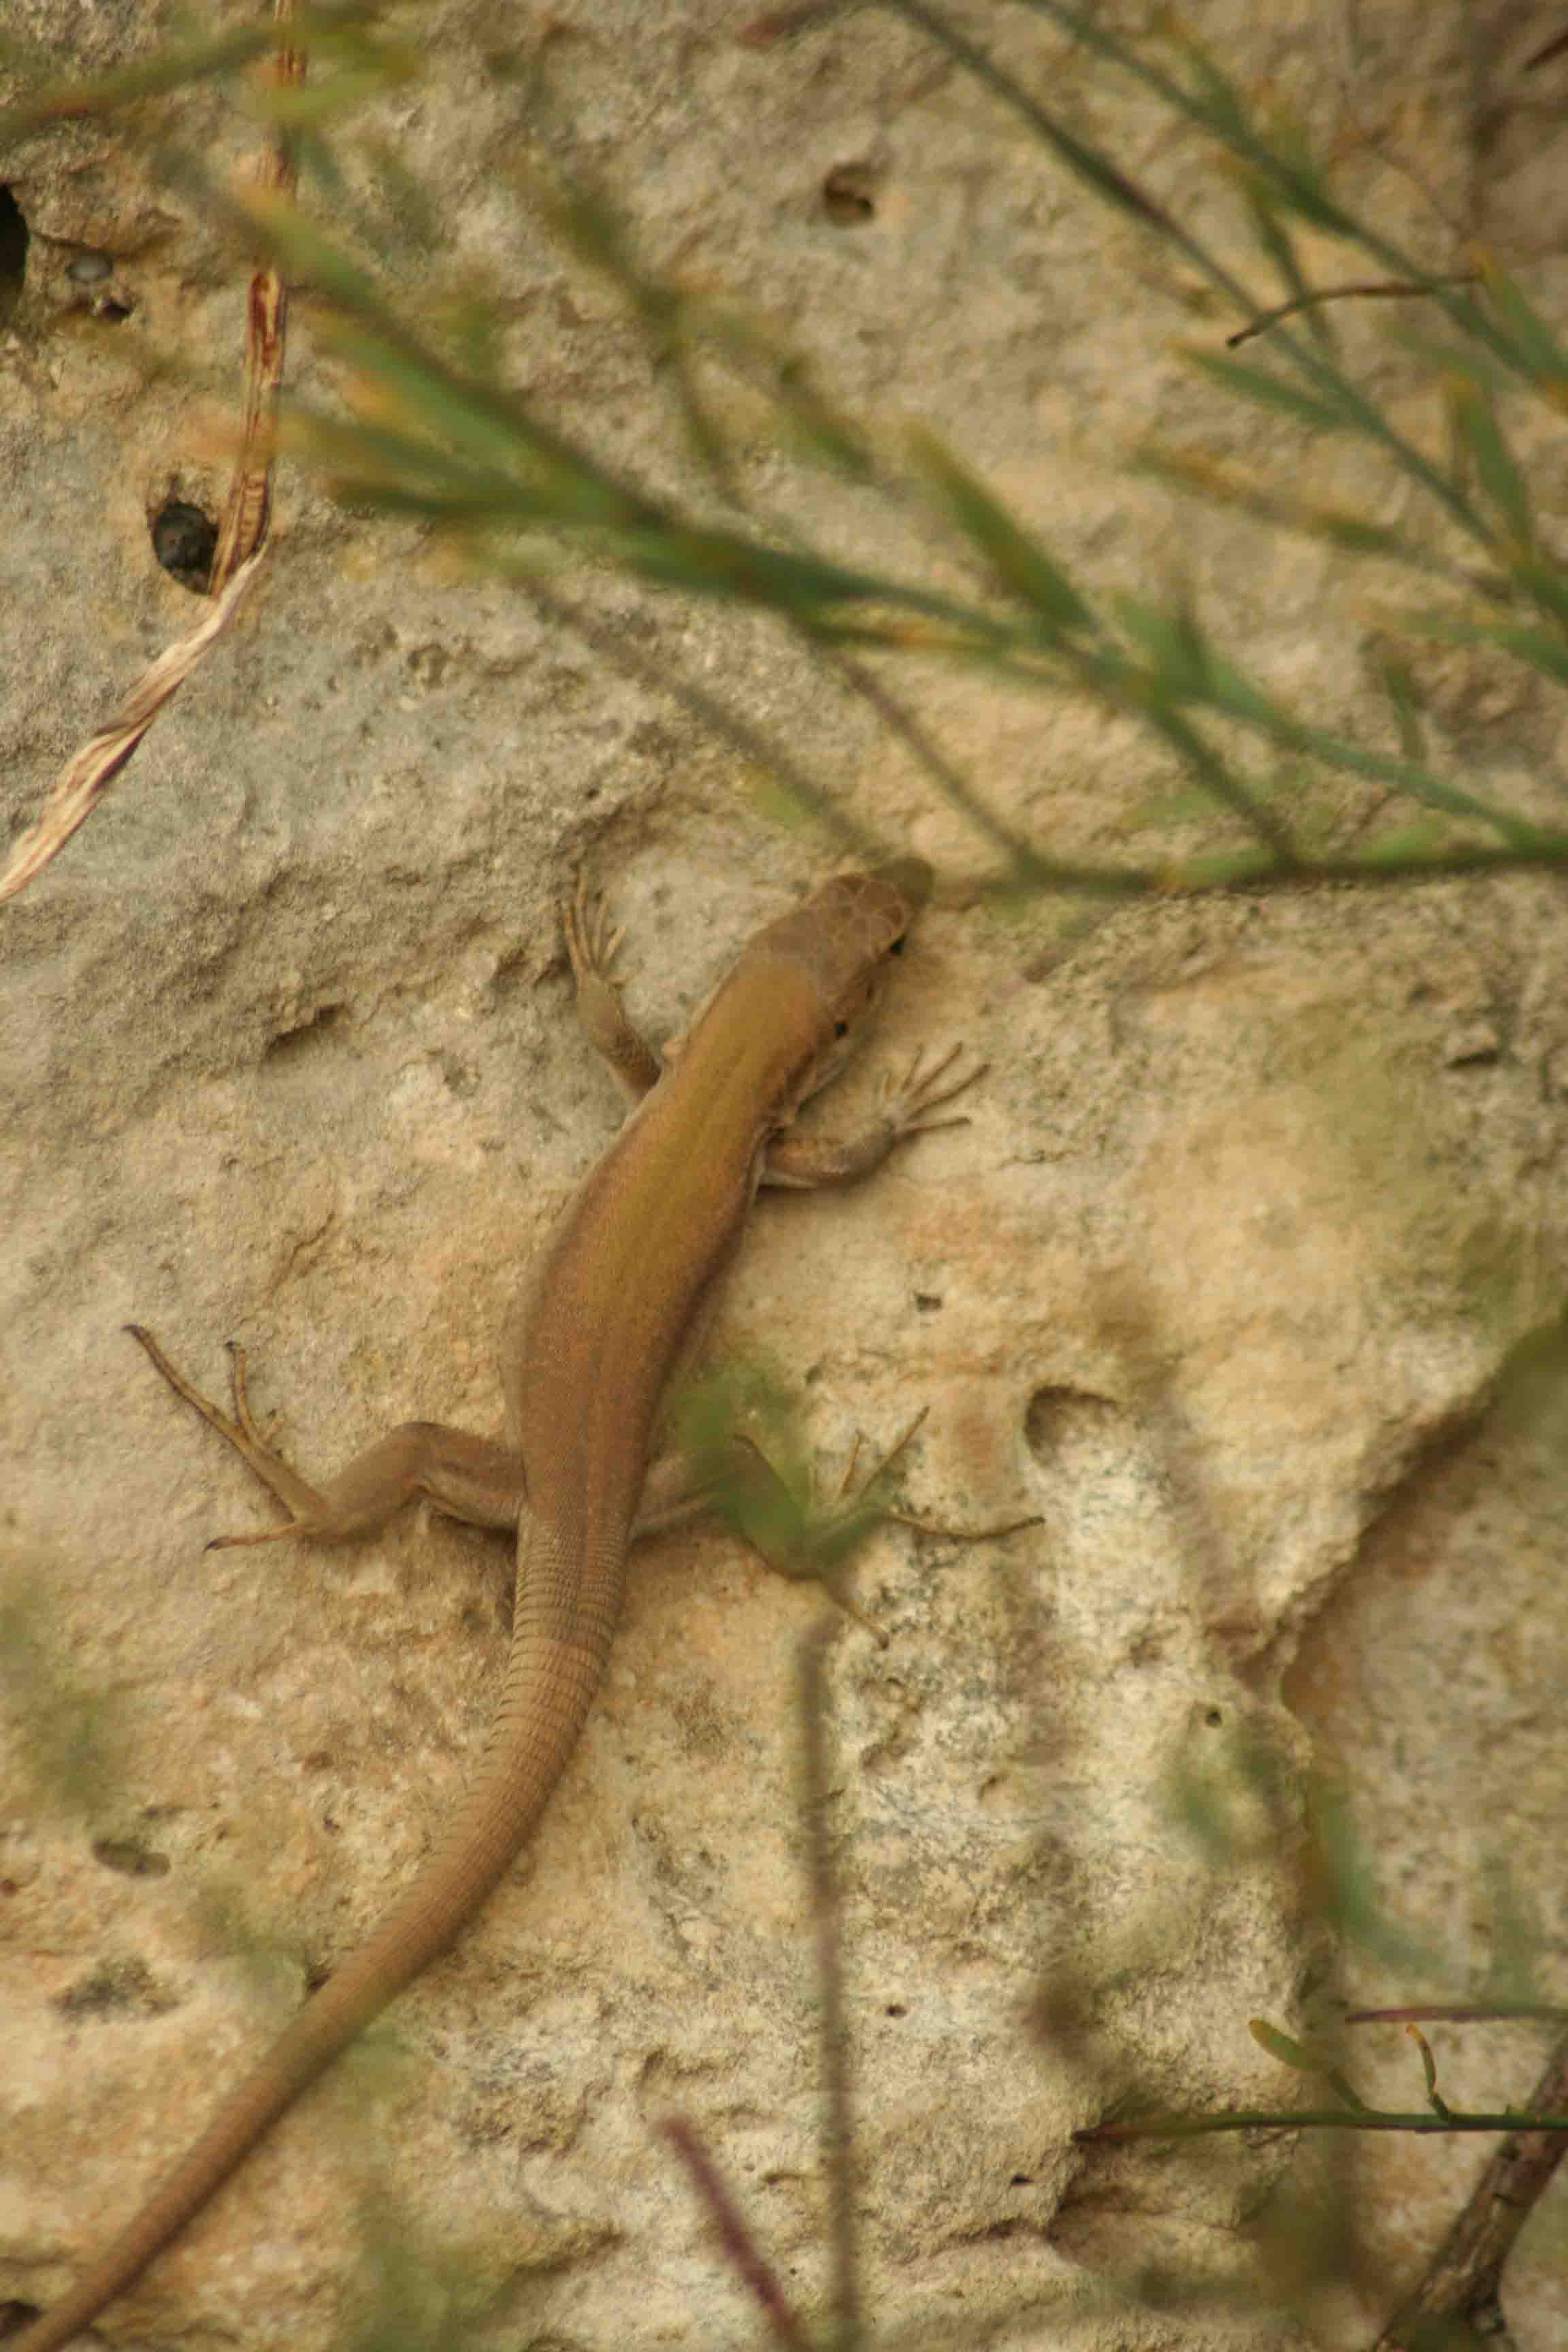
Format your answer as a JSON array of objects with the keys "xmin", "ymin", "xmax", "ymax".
[{"xmin": 4, "ymin": 2, "xmax": 1568, "ymax": 2349}]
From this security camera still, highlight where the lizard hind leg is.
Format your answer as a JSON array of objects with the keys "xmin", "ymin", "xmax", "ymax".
[
  {"xmin": 126, "ymin": 1325, "xmax": 529, "ymax": 1549},
  {"xmin": 843, "ymin": 1407, "xmax": 1041, "ymax": 1544},
  {"xmin": 631, "ymin": 1404, "xmax": 1039, "ymax": 1651}
]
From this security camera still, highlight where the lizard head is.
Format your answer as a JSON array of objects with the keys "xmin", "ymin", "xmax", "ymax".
[
  {"xmin": 756, "ymin": 855, "xmax": 934, "ymax": 1096},
  {"xmin": 671, "ymin": 857, "xmax": 935, "ymax": 1110}
]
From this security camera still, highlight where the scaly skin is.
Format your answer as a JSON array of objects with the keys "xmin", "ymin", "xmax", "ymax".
[{"xmin": 15, "ymin": 859, "xmax": 976, "ymax": 2352}]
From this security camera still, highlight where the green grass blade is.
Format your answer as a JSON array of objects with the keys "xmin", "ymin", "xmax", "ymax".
[
  {"xmin": 0, "ymin": 1, "xmax": 384, "ymax": 135},
  {"xmin": 1447, "ymin": 376, "xmax": 1534, "ymax": 542},
  {"xmin": 1242, "ymin": 181, "xmax": 1335, "ymax": 352},
  {"xmin": 1402, "ymin": 615, "xmax": 1568, "ymax": 689},
  {"xmin": 1187, "ymin": 350, "xmax": 1351, "ymax": 435},
  {"xmin": 910, "ymin": 431, "xmax": 1095, "ymax": 637},
  {"xmin": 1482, "ymin": 267, "xmax": 1568, "ymax": 388},
  {"xmin": 1137, "ymin": 446, "xmax": 1450, "ymax": 574}
]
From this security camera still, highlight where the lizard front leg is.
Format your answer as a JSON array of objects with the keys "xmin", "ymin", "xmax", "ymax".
[
  {"xmin": 561, "ymin": 879, "xmax": 663, "ymax": 1100},
  {"xmin": 762, "ymin": 1045, "xmax": 984, "ymax": 1188}
]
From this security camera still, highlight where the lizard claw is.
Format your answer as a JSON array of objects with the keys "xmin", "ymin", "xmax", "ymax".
[
  {"xmin": 840, "ymin": 1407, "xmax": 1041, "ymax": 1547},
  {"xmin": 878, "ymin": 1043, "xmax": 986, "ymax": 1139},
  {"xmin": 561, "ymin": 878, "xmax": 625, "ymax": 989}
]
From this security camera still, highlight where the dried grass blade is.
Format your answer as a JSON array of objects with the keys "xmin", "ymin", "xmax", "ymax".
[
  {"xmin": 0, "ymin": 553, "xmax": 265, "ymax": 902},
  {"xmin": 3, "ymin": 2, "xmax": 297, "ymax": 900},
  {"xmin": 212, "ymin": 13, "xmax": 303, "ymax": 586}
]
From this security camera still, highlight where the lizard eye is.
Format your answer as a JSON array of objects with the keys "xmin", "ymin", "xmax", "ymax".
[
  {"xmin": 888, "ymin": 936, "xmax": 906, "ymax": 955},
  {"xmin": 834, "ymin": 1020, "xmax": 849, "ymax": 1039}
]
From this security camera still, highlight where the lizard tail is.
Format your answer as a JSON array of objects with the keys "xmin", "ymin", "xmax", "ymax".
[{"xmin": 12, "ymin": 1620, "xmax": 613, "ymax": 2352}]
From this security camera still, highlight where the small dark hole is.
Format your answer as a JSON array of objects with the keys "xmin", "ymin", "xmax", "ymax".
[
  {"xmin": 822, "ymin": 163, "xmax": 877, "ymax": 226},
  {"xmin": 1010, "ymin": 2173, "xmax": 1033, "ymax": 2187},
  {"xmin": 1204, "ymin": 1705, "xmax": 1224, "ymax": 1727},
  {"xmin": 55, "ymin": 1956, "xmax": 178, "ymax": 2019},
  {"xmin": 0, "ymin": 186, "xmax": 29, "ymax": 329},
  {"xmin": 885, "ymin": 2002, "xmax": 906, "ymax": 2018},
  {"xmin": 1, "ymin": 2300, "xmax": 44, "ymax": 2338},
  {"xmin": 94, "ymin": 294, "xmax": 133, "ymax": 324},
  {"xmin": 265, "ymin": 1001, "xmax": 343, "ymax": 1060},
  {"xmin": 913, "ymin": 1292, "xmax": 941, "ymax": 1312},
  {"xmin": 151, "ymin": 497, "xmax": 218, "ymax": 593},
  {"xmin": 92, "ymin": 1835, "xmax": 171, "ymax": 1879}
]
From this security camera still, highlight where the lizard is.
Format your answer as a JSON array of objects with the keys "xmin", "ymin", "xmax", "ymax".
[{"xmin": 14, "ymin": 855, "xmax": 1017, "ymax": 2352}]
